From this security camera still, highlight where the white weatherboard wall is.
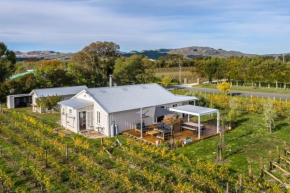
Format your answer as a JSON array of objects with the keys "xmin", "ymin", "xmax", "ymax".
[
  {"xmin": 75, "ymin": 91, "xmax": 109, "ymax": 135},
  {"xmin": 110, "ymin": 107, "xmax": 154, "ymax": 133},
  {"xmin": 60, "ymin": 104, "xmax": 94, "ymax": 133},
  {"xmin": 6, "ymin": 96, "xmax": 12, "ymax": 108},
  {"xmin": 60, "ymin": 105, "xmax": 78, "ymax": 133}
]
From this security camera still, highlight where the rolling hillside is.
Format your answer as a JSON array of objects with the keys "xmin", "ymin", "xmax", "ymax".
[{"xmin": 15, "ymin": 46, "xmax": 285, "ymax": 61}]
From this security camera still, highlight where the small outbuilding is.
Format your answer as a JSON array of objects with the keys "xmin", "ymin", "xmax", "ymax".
[
  {"xmin": 7, "ymin": 94, "xmax": 32, "ymax": 109},
  {"xmin": 30, "ymin": 85, "xmax": 88, "ymax": 113}
]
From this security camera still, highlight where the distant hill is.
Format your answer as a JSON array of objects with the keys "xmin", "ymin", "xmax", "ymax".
[
  {"xmin": 14, "ymin": 46, "xmax": 285, "ymax": 61},
  {"xmin": 15, "ymin": 51, "xmax": 73, "ymax": 61},
  {"xmin": 120, "ymin": 46, "xmax": 256, "ymax": 59}
]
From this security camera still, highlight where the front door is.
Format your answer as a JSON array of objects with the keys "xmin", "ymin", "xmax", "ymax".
[{"xmin": 79, "ymin": 111, "xmax": 86, "ymax": 131}]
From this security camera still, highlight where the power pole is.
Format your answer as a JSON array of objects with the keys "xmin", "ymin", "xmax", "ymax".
[{"xmin": 179, "ymin": 59, "xmax": 181, "ymax": 85}]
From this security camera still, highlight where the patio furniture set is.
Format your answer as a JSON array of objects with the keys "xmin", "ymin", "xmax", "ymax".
[{"xmin": 135, "ymin": 122, "xmax": 173, "ymax": 141}]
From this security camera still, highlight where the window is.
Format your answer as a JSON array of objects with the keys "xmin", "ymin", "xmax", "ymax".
[
  {"xmin": 164, "ymin": 105, "xmax": 169, "ymax": 110},
  {"xmin": 96, "ymin": 111, "xmax": 101, "ymax": 124},
  {"xmin": 173, "ymin": 104, "xmax": 178, "ymax": 107},
  {"xmin": 69, "ymin": 109, "xmax": 72, "ymax": 114},
  {"xmin": 87, "ymin": 111, "xmax": 93, "ymax": 128}
]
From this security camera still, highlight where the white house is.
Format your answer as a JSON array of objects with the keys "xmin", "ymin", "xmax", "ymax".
[
  {"xmin": 58, "ymin": 83, "xmax": 198, "ymax": 136},
  {"xmin": 30, "ymin": 85, "xmax": 88, "ymax": 113}
]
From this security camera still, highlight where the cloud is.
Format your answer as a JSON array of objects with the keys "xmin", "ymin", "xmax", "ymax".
[{"xmin": 0, "ymin": 0, "xmax": 290, "ymax": 54}]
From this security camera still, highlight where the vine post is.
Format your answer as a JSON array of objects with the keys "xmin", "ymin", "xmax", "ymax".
[
  {"xmin": 45, "ymin": 150, "xmax": 48, "ymax": 168},
  {"xmin": 269, "ymin": 151, "xmax": 273, "ymax": 170},
  {"xmin": 276, "ymin": 146, "xmax": 280, "ymax": 164},
  {"xmin": 248, "ymin": 165, "xmax": 253, "ymax": 182},
  {"xmin": 260, "ymin": 157, "xmax": 264, "ymax": 178},
  {"xmin": 65, "ymin": 145, "xmax": 68, "ymax": 160},
  {"xmin": 284, "ymin": 141, "xmax": 287, "ymax": 156}
]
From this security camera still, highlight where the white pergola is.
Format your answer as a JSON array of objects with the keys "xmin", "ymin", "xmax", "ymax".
[{"xmin": 169, "ymin": 105, "xmax": 220, "ymax": 139}]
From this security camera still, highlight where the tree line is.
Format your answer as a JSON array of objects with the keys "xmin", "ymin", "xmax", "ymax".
[
  {"xmin": 193, "ymin": 56, "xmax": 290, "ymax": 89},
  {"xmin": 0, "ymin": 41, "xmax": 289, "ymax": 102}
]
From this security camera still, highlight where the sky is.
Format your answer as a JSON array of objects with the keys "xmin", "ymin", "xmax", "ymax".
[{"xmin": 0, "ymin": 0, "xmax": 290, "ymax": 54}]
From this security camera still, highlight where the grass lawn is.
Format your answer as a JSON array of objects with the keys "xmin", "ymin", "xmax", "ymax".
[
  {"xmin": 13, "ymin": 107, "xmax": 60, "ymax": 127},
  {"xmin": 176, "ymin": 112, "xmax": 290, "ymax": 176},
  {"xmin": 193, "ymin": 84, "xmax": 290, "ymax": 94}
]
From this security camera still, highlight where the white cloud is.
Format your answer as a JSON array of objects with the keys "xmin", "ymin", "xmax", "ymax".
[{"xmin": 0, "ymin": 0, "xmax": 290, "ymax": 54}]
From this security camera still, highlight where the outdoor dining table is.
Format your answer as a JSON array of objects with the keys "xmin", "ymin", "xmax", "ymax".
[
  {"xmin": 146, "ymin": 129, "xmax": 160, "ymax": 136},
  {"xmin": 181, "ymin": 122, "xmax": 204, "ymax": 133},
  {"xmin": 182, "ymin": 122, "xmax": 204, "ymax": 128}
]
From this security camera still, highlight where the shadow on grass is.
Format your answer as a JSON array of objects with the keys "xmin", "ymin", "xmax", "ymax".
[
  {"xmin": 226, "ymin": 130, "xmax": 253, "ymax": 143},
  {"xmin": 233, "ymin": 117, "xmax": 250, "ymax": 127},
  {"xmin": 224, "ymin": 148, "xmax": 243, "ymax": 159},
  {"xmin": 273, "ymin": 122, "xmax": 288, "ymax": 132}
]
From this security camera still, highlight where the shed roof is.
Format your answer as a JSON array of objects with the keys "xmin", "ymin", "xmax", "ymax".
[
  {"xmin": 30, "ymin": 85, "xmax": 88, "ymax": 97},
  {"xmin": 9, "ymin": 70, "xmax": 35, "ymax": 80},
  {"xmin": 58, "ymin": 98, "xmax": 93, "ymax": 109},
  {"xmin": 169, "ymin": 105, "xmax": 219, "ymax": 116},
  {"xmin": 87, "ymin": 83, "xmax": 197, "ymax": 113},
  {"xmin": 7, "ymin": 93, "xmax": 30, "ymax": 97}
]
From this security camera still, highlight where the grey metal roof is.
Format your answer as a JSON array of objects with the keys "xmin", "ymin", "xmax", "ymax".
[
  {"xmin": 87, "ymin": 83, "xmax": 198, "ymax": 113},
  {"xmin": 58, "ymin": 98, "xmax": 94, "ymax": 109},
  {"xmin": 30, "ymin": 86, "xmax": 88, "ymax": 97},
  {"xmin": 169, "ymin": 105, "xmax": 219, "ymax": 116},
  {"xmin": 7, "ymin": 93, "xmax": 30, "ymax": 97},
  {"xmin": 136, "ymin": 107, "xmax": 174, "ymax": 118}
]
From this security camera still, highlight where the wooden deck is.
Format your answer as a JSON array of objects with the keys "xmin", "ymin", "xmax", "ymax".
[{"xmin": 123, "ymin": 122, "xmax": 221, "ymax": 145}]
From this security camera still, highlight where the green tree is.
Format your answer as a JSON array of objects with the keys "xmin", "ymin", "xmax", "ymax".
[
  {"xmin": 113, "ymin": 55, "xmax": 155, "ymax": 85},
  {"xmin": 196, "ymin": 57, "xmax": 219, "ymax": 83},
  {"xmin": 36, "ymin": 95, "xmax": 62, "ymax": 113},
  {"xmin": 35, "ymin": 68, "xmax": 73, "ymax": 88},
  {"xmin": 69, "ymin": 41, "xmax": 120, "ymax": 87},
  {"xmin": 0, "ymin": 42, "xmax": 16, "ymax": 82},
  {"xmin": 162, "ymin": 77, "xmax": 172, "ymax": 87},
  {"xmin": 158, "ymin": 54, "xmax": 183, "ymax": 67},
  {"xmin": 228, "ymin": 97, "xmax": 239, "ymax": 128},
  {"xmin": 263, "ymin": 99, "xmax": 277, "ymax": 133}
]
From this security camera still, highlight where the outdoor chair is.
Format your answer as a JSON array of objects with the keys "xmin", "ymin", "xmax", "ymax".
[
  {"xmin": 135, "ymin": 122, "xmax": 149, "ymax": 133},
  {"xmin": 156, "ymin": 123, "xmax": 173, "ymax": 141}
]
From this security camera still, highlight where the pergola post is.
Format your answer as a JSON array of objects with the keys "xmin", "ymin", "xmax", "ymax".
[
  {"xmin": 140, "ymin": 107, "xmax": 143, "ymax": 138},
  {"xmin": 198, "ymin": 115, "xmax": 201, "ymax": 139},
  {"xmin": 194, "ymin": 100, "xmax": 196, "ymax": 106},
  {"xmin": 188, "ymin": 114, "xmax": 190, "ymax": 122},
  {"xmin": 217, "ymin": 111, "xmax": 220, "ymax": 133}
]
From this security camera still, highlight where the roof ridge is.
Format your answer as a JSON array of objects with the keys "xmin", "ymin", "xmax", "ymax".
[
  {"xmin": 33, "ymin": 85, "xmax": 87, "ymax": 91},
  {"xmin": 88, "ymin": 83, "xmax": 158, "ymax": 90}
]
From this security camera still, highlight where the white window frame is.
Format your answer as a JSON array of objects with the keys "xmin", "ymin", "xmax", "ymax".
[
  {"xmin": 69, "ymin": 108, "xmax": 72, "ymax": 114},
  {"xmin": 96, "ymin": 111, "xmax": 101, "ymax": 125},
  {"xmin": 86, "ymin": 111, "xmax": 94, "ymax": 128}
]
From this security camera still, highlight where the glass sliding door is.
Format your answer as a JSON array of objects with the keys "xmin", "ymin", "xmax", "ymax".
[{"xmin": 79, "ymin": 111, "xmax": 86, "ymax": 131}]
